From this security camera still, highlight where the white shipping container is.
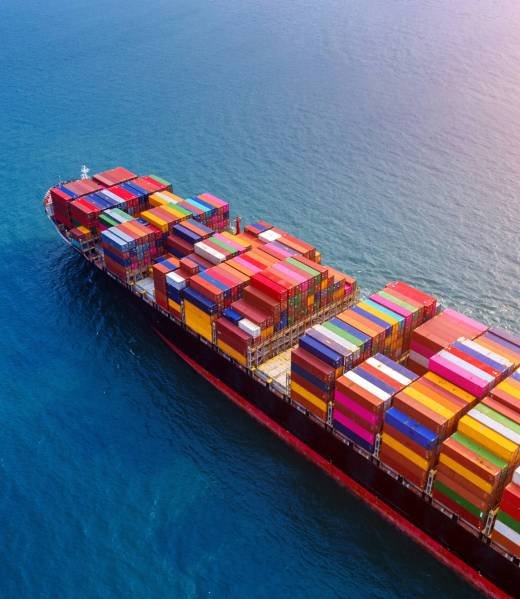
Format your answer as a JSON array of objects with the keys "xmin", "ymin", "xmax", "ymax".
[
  {"xmin": 166, "ymin": 271, "xmax": 187, "ymax": 290},
  {"xmin": 493, "ymin": 519, "xmax": 520, "ymax": 546},
  {"xmin": 102, "ymin": 230, "xmax": 127, "ymax": 250},
  {"xmin": 513, "ymin": 466, "xmax": 520, "ymax": 486},
  {"xmin": 103, "ymin": 190, "xmax": 127, "ymax": 206},
  {"xmin": 155, "ymin": 191, "xmax": 179, "ymax": 204},
  {"xmin": 194, "ymin": 242, "xmax": 225, "ymax": 265},
  {"xmin": 105, "ymin": 208, "xmax": 125, "ymax": 223},
  {"xmin": 238, "ymin": 318, "xmax": 261, "ymax": 338},
  {"xmin": 366, "ymin": 356, "xmax": 413, "ymax": 387},
  {"xmin": 314, "ymin": 325, "xmax": 357, "ymax": 355},
  {"xmin": 259, "ymin": 230, "xmax": 281, "ymax": 243},
  {"xmin": 460, "ymin": 338, "xmax": 513, "ymax": 368},
  {"xmin": 468, "ymin": 409, "xmax": 520, "ymax": 445},
  {"xmin": 438, "ymin": 350, "xmax": 494, "ymax": 383},
  {"xmin": 344, "ymin": 370, "xmax": 391, "ymax": 404},
  {"xmin": 110, "ymin": 227, "xmax": 134, "ymax": 246}
]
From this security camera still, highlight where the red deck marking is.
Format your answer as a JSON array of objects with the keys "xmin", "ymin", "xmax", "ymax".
[{"xmin": 155, "ymin": 328, "xmax": 510, "ymax": 599}]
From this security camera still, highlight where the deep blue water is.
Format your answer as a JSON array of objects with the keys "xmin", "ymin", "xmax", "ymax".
[{"xmin": 1, "ymin": 0, "xmax": 519, "ymax": 596}]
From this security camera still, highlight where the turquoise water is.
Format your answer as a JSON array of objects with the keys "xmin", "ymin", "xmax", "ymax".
[{"xmin": 1, "ymin": 0, "xmax": 519, "ymax": 596}]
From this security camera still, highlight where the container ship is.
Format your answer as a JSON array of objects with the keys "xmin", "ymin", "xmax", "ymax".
[{"xmin": 44, "ymin": 166, "xmax": 520, "ymax": 597}]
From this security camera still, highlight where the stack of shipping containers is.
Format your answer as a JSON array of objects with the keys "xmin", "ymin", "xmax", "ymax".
[
  {"xmin": 491, "ymin": 464, "xmax": 520, "ymax": 558},
  {"xmin": 100, "ymin": 220, "xmax": 163, "ymax": 283},
  {"xmin": 407, "ymin": 309, "xmax": 488, "ymax": 375},
  {"xmin": 333, "ymin": 355, "xmax": 418, "ymax": 452},
  {"xmin": 381, "ymin": 372, "xmax": 478, "ymax": 488},
  {"xmin": 433, "ymin": 368, "xmax": 520, "ymax": 529}
]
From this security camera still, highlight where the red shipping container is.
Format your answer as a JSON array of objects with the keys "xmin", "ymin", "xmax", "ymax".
[
  {"xmin": 489, "ymin": 387, "xmax": 519, "ymax": 414},
  {"xmin": 93, "ymin": 167, "xmax": 137, "ymax": 187},
  {"xmin": 243, "ymin": 286, "xmax": 281, "ymax": 320},
  {"xmin": 382, "ymin": 424, "xmax": 435, "ymax": 460},
  {"xmin": 389, "ymin": 281, "xmax": 437, "ymax": 321},
  {"xmin": 290, "ymin": 389, "xmax": 327, "ymax": 420},
  {"xmin": 393, "ymin": 390, "xmax": 449, "ymax": 435},
  {"xmin": 432, "ymin": 488, "xmax": 486, "ymax": 530},
  {"xmin": 336, "ymin": 379, "xmax": 387, "ymax": 416},
  {"xmin": 190, "ymin": 276, "xmax": 225, "ymax": 304},
  {"xmin": 186, "ymin": 253, "xmax": 213, "ymax": 271},
  {"xmin": 291, "ymin": 371, "xmax": 332, "ymax": 402},
  {"xmin": 180, "ymin": 257, "xmax": 200, "ymax": 276},
  {"xmin": 50, "ymin": 187, "xmax": 74, "ymax": 203},
  {"xmin": 63, "ymin": 179, "xmax": 102, "ymax": 197},
  {"xmin": 250, "ymin": 273, "xmax": 286, "ymax": 301},
  {"xmin": 499, "ymin": 484, "xmax": 520, "ymax": 521},
  {"xmin": 445, "ymin": 346, "xmax": 503, "ymax": 379},
  {"xmin": 250, "ymin": 248, "xmax": 279, "ymax": 267},
  {"xmin": 482, "ymin": 397, "xmax": 520, "ymax": 425},
  {"xmin": 208, "ymin": 266, "xmax": 242, "ymax": 290},
  {"xmin": 219, "ymin": 263, "xmax": 250, "ymax": 287},
  {"xmin": 291, "ymin": 347, "xmax": 336, "ymax": 384},
  {"xmin": 437, "ymin": 463, "xmax": 496, "ymax": 504},
  {"xmin": 167, "ymin": 235, "xmax": 193, "ymax": 257},
  {"xmin": 357, "ymin": 362, "xmax": 403, "ymax": 393},
  {"xmin": 231, "ymin": 299, "xmax": 272, "ymax": 328},
  {"xmin": 379, "ymin": 445, "xmax": 428, "ymax": 488},
  {"xmin": 216, "ymin": 318, "xmax": 252, "ymax": 352},
  {"xmin": 108, "ymin": 185, "xmax": 136, "ymax": 202},
  {"xmin": 435, "ymin": 470, "xmax": 491, "ymax": 512},
  {"xmin": 440, "ymin": 437, "xmax": 503, "ymax": 486},
  {"xmin": 69, "ymin": 198, "xmax": 101, "ymax": 227}
]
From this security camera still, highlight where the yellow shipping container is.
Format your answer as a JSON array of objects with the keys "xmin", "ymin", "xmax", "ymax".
[
  {"xmin": 439, "ymin": 454, "xmax": 494, "ymax": 494},
  {"xmin": 381, "ymin": 433, "xmax": 429, "ymax": 470},
  {"xmin": 149, "ymin": 193, "xmax": 170, "ymax": 207},
  {"xmin": 458, "ymin": 415, "xmax": 519, "ymax": 464},
  {"xmin": 160, "ymin": 204, "xmax": 188, "ymax": 221},
  {"xmin": 405, "ymin": 385, "xmax": 459, "ymax": 419},
  {"xmin": 500, "ymin": 381, "xmax": 520, "ymax": 400},
  {"xmin": 140, "ymin": 210, "xmax": 168, "ymax": 233},
  {"xmin": 424, "ymin": 372, "xmax": 476, "ymax": 406},
  {"xmin": 291, "ymin": 381, "xmax": 327, "ymax": 412},
  {"xmin": 184, "ymin": 301, "xmax": 214, "ymax": 342},
  {"xmin": 168, "ymin": 298, "xmax": 181, "ymax": 312},
  {"xmin": 150, "ymin": 191, "xmax": 184, "ymax": 206},
  {"xmin": 162, "ymin": 191, "xmax": 184, "ymax": 204},
  {"xmin": 217, "ymin": 339, "xmax": 247, "ymax": 366},
  {"xmin": 221, "ymin": 231, "xmax": 249, "ymax": 249},
  {"xmin": 359, "ymin": 301, "xmax": 400, "ymax": 329}
]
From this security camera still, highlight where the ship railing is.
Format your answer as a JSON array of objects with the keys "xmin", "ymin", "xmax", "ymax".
[
  {"xmin": 425, "ymin": 468, "xmax": 436, "ymax": 497},
  {"xmin": 482, "ymin": 509, "xmax": 497, "ymax": 538},
  {"xmin": 246, "ymin": 290, "xmax": 359, "ymax": 369},
  {"xmin": 373, "ymin": 433, "xmax": 382, "ymax": 460}
]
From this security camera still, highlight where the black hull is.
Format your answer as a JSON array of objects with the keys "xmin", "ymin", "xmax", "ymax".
[{"xmin": 101, "ymin": 272, "xmax": 519, "ymax": 597}]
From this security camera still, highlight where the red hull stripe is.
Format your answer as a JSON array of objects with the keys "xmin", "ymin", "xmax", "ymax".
[{"xmin": 154, "ymin": 328, "xmax": 509, "ymax": 599}]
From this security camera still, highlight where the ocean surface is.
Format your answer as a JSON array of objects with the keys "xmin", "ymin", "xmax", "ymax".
[{"xmin": 1, "ymin": 0, "xmax": 519, "ymax": 596}]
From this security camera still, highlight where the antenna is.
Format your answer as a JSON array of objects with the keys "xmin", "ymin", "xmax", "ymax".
[{"xmin": 80, "ymin": 165, "xmax": 90, "ymax": 179}]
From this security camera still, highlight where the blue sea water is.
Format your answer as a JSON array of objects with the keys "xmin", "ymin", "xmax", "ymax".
[{"xmin": 1, "ymin": 0, "xmax": 519, "ymax": 596}]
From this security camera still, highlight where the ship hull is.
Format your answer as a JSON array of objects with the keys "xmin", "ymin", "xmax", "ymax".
[{"xmin": 97, "ymin": 269, "xmax": 518, "ymax": 598}]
